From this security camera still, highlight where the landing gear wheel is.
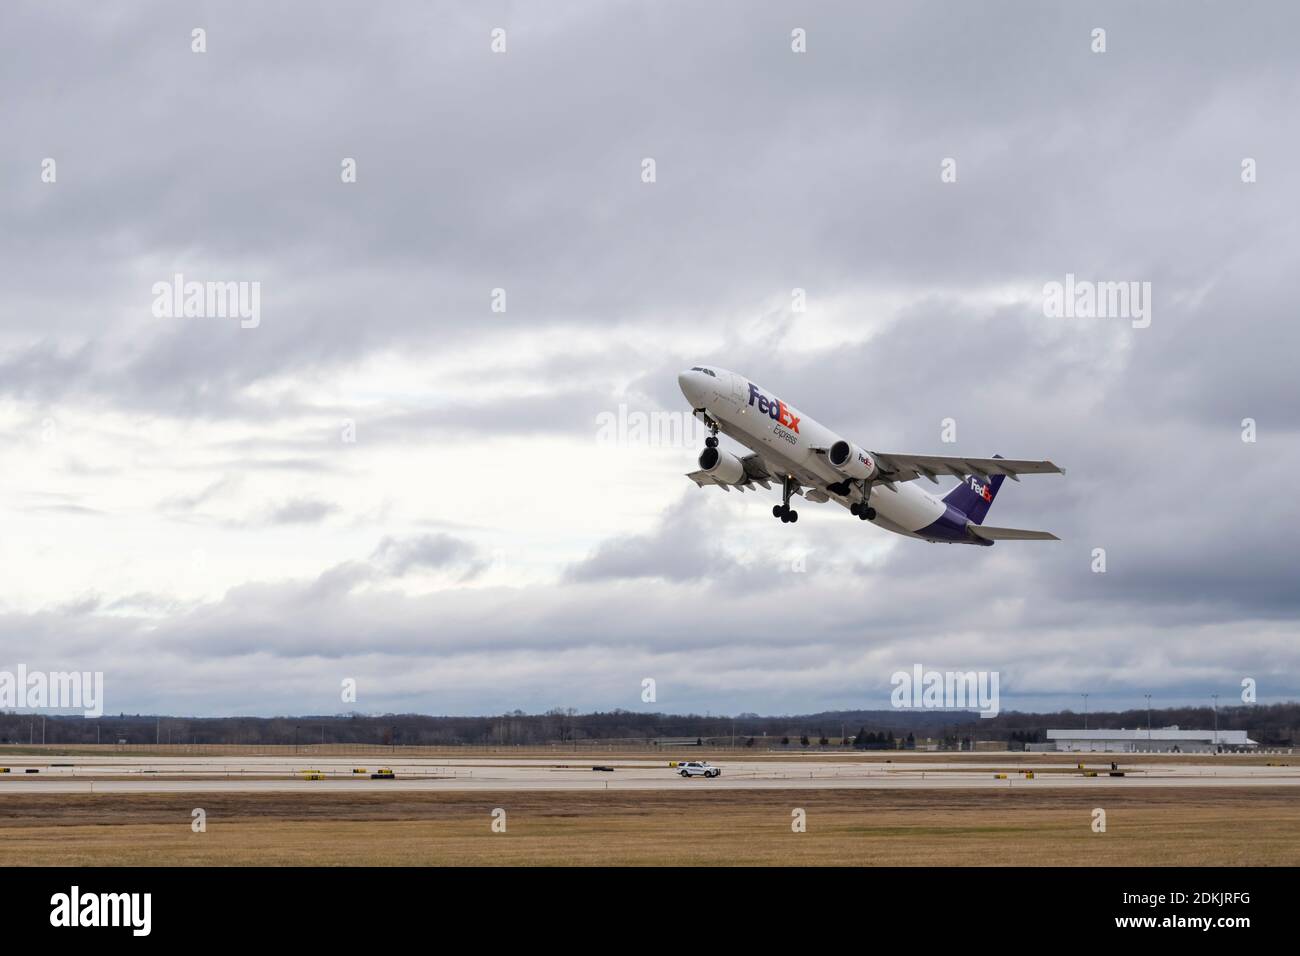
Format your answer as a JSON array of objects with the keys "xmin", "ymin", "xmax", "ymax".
[
  {"xmin": 856, "ymin": 480, "xmax": 875, "ymax": 522},
  {"xmin": 705, "ymin": 436, "xmax": 718, "ymax": 448},
  {"xmin": 777, "ymin": 475, "xmax": 798, "ymax": 525}
]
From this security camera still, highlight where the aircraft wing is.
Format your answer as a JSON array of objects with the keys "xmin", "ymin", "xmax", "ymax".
[
  {"xmin": 686, "ymin": 453, "xmax": 776, "ymax": 492},
  {"xmin": 870, "ymin": 452, "xmax": 1065, "ymax": 485}
]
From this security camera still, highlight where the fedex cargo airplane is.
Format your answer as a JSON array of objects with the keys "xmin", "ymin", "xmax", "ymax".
[{"xmin": 678, "ymin": 366, "xmax": 1064, "ymax": 545}]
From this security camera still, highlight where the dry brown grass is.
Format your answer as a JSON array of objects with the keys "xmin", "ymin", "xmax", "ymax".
[{"xmin": 1, "ymin": 787, "xmax": 1296, "ymax": 866}]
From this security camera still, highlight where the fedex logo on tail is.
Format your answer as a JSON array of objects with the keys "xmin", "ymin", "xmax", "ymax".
[
  {"xmin": 967, "ymin": 477, "xmax": 993, "ymax": 502},
  {"xmin": 747, "ymin": 383, "xmax": 800, "ymax": 433}
]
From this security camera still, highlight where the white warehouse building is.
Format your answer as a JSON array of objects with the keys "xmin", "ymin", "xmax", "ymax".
[{"xmin": 1045, "ymin": 726, "xmax": 1256, "ymax": 754}]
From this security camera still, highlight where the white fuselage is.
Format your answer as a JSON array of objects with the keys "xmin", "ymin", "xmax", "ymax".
[{"xmin": 678, "ymin": 367, "xmax": 949, "ymax": 539}]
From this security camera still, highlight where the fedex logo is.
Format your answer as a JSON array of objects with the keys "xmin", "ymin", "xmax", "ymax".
[
  {"xmin": 967, "ymin": 476, "xmax": 992, "ymax": 502},
  {"xmin": 747, "ymin": 384, "xmax": 800, "ymax": 433}
]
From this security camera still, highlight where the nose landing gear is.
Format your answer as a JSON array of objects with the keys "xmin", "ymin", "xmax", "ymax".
[
  {"xmin": 696, "ymin": 410, "xmax": 721, "ymax": 450},
  {"xmin": 699, "ymin": 414, "xmax": 720, "ymax": 451}
]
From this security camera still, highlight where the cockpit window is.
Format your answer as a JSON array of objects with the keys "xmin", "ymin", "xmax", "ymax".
[{"xmin": 690, "ymin": 366, "xmax": 717, "ymax": 377}]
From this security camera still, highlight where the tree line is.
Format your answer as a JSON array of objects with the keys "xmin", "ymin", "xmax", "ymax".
[{"xmin": 1, "ymin": 703, "xmax": 1295, "ymax": 747}]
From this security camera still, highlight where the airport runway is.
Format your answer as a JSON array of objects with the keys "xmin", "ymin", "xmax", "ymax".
[{"xmin": 1, "ymin": 755, "xmax": 1297, "ymax": 793}]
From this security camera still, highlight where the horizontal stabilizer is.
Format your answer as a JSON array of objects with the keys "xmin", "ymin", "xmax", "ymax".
[{"xmin": 968, "ymin": 524, "xmax": 1059, "ymax": 541}]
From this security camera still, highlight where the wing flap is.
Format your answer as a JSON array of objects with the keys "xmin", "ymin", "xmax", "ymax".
[{"xmin": 686, "ymin": 469, "xmax": 732, "ymax": 490}]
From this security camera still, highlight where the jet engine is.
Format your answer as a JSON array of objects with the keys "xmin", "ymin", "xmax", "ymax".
[
  {"xmin": 698, "ymin": 446, "xmax": 746, "ymax": 484},
  {"xmin": 828, "ymin": 440, "xmax": 878, "ymax": 481}
]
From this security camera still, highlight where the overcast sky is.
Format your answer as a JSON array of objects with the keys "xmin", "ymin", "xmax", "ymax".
[{"xmin": 2, "ymin": 1, "xmax": 1297, "ymax": 718}]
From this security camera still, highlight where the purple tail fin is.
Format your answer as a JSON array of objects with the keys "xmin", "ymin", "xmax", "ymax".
[{"xmin": 941, "ymin": 455, "xmax": 1005, "ymax": 525}]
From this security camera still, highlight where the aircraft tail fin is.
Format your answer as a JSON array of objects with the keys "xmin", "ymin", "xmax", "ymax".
[{"xmin": 942, "ymin": 454, "xmax": 1005, "ymax": 524}]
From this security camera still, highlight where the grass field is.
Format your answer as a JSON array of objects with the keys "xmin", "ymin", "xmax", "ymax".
[{"xmin": 2, "ymin": 787, "xmax": 1296, "ymax": 866}]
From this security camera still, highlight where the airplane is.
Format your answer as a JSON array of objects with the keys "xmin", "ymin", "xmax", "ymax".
[{"xmin": 677, "ymin": 366, "xmax": 1064, "ymax": 545}]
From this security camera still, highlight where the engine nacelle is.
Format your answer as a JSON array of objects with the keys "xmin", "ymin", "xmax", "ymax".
[
  {"xmin": 828, "ymin": 440, "xmax": 878, "ymax": 481},
  {"xmin": 698, "ymin": 446, "xmax": 746, "ymax": 484}
]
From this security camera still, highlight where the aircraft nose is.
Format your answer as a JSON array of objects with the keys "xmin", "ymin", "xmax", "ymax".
[{"xmin": 678, "ymin": 369, "xmax": 703, "ymax": 406}]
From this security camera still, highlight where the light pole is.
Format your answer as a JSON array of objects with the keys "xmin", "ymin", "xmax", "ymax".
[
  {"xmin": 1212, "ymin": 694, "xmax": 1220, "ymax": 751},
  {"xmin": 1081, "ymin": 694, "xmax": 1089, "ymax": 731},
  {"xmin": 1144, "ymin": 694, "xmax": 1152, "ymax": 747}
]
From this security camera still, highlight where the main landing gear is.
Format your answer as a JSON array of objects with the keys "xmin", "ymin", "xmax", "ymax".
[
  {"xmin": 773, "ymin": 475, "xmax": 798, "ymax": 523},
  {"xmin": 849, "ymin": 480, "xmax": 876, "ymax": 521}
]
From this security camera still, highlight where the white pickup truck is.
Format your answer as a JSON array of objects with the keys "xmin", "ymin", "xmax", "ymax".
[{"xmin": 677, "ymin": 761, "xmax": 721, "ymax": 778}]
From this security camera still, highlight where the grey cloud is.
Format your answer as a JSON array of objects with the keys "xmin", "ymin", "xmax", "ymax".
[
  {"xmin": 371, "ymin": 533, "xmax": 486, "ymax": 578},
  {"xmin": 261, "ymin": 497, "xmax": 338, "ymax": 526},
  {"xmin": 566, "ymin": 495, "xmax": 723, "ymax": 584},
  {"xmin": 1, "ymin": 1, "xmax": 1296, "ymax": 715},
  {"xmin": 6, "ymin": 1, "xmax": 1292, "ymax": 417},
  {"xmin": 27, "ymin": 503, "xmax": 106, "ymax": 516},
  {"xmin": 161, "ymin": 475, "xmax": 241, "ymax": 512}
]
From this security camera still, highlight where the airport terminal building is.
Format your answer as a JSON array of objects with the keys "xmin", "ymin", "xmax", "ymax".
[{"xmin": 1044, "ymin": 727, "xmax": 1257, "ymax": 754}]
